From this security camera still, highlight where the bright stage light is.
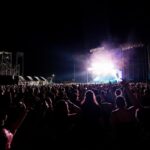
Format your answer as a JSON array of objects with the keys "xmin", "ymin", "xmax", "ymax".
[
  {"xmin": 87, "ymin": 51, "xmax": 122, "ymax": 83},
  {"xmin": 90, "ymin": 61, "xmax": 115, "ymax": 75}
]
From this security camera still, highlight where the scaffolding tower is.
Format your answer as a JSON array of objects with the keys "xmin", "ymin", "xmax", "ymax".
[
  {"xmin": 0, "ymin": 51, "xmax": 13, "ymax": 75},
  {"xmin": 0, "ymin": 51, "xmax": 24, "ymax": 76}
]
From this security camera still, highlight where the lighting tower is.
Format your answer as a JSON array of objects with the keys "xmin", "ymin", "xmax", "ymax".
[{"xmin": 0, "ymin": 51, "xmax": 12, "ymax": 75}]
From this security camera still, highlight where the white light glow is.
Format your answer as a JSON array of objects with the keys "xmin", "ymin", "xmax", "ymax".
[
  {"xmin": 87, "ymin": 49, "xmax": 122, "ymax": 83},
  {"xmin": 90, "ymin": 61, "xmax": 115, "ymax": 75}
]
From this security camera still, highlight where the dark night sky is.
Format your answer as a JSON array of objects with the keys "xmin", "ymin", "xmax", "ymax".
[{"xmin": 0, "ymin": 1, "xmax": 150, "ymax": 81}]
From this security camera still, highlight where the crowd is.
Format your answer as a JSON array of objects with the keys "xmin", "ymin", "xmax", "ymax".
[{"xmin": 0, "ymin": 81, "xmax": 150, "ymax": 150}]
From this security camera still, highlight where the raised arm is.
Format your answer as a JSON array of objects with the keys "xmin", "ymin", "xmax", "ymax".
[
  {"xmin": 67, "ymin": 99, "xmax": 81, "ymax": 115},
  {"xmin": 10, "ymin": 102, "xmax": 29, "ymax": 135}
]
